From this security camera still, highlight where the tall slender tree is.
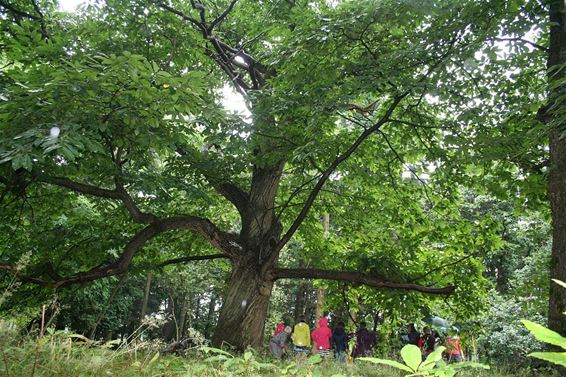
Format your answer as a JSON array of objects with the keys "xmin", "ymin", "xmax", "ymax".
[{"xmin": 544, "ymin": 0, "xmax": 566, "ymax": 337}]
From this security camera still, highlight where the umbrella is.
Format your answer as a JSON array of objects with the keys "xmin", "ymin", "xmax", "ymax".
[{"xmin": 424, "ymin": 316, "xmax": 450, "ymax": 328}]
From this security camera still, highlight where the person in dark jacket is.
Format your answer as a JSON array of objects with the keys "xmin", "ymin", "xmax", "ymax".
[
  {"xmin": 332, "ymin": 321, "xmax": 348, "ymax": 363},
  {"xmin": 351, "ymin": 322, "xmax": 376, "ymax": 358},
  {"xmin": 407, "ymin": 324, "xmax": 421, "ymax": 345},
  {"xmin": 418, "ymin": 326, "xmax": 435, "ymax": 361}
]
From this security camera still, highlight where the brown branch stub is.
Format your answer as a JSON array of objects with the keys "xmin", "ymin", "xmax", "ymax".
[{"xmin": 269, "ymin": 268, "xmax": 455, "ymax": 295}]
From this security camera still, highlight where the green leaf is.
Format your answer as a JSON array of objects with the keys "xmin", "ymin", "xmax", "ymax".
[
  {"xmin": 243, "ymin": 350, "xmax": 252, "ymax": 361},
  {"xmin": 308, "ymin": 354, "xmax": 322, "ymax": 364},
  {"xmin": 419, "ymin": 346, "xmax": 445, "ymax": 371},
  {"xmin": 67, "ymin": 334, "xmax": 91, "ymax": 343},
  {"xmin": 101, "ymin": 339, "xmax": 121, "ymax": 348},
  {"xmin": 528, "ymin": 352, "xmax": 566, "ymax": 367},
  {"xmin": 199, "ymin": 346, "xmax": 234, "ymax": 357},
  {"xmin": 400, "ymin": 344, "xmax": 421, "ymax": 371},
  {"xmin": 148, "ymin": 351, "xmax": 160, "ymax": 365},
  {"xmin": 522, "ymin": 320, "xmax": 566, "ymax": 349},
  {"xmin": 358, "ymin": 357, "xmax": 414, "ymax": 373}
]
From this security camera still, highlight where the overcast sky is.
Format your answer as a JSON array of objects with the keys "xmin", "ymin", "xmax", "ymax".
[{"xmin": 59, "ymin": 0, "xmax": 85, "ymax": 12}]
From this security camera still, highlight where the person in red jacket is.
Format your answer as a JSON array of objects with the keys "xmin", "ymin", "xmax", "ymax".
[
  {"xmin": 445, "ymin": 331, "xmax": 464, "ymax": 363},
  {"xmin": 311, "ymin": 317, "xmax": 333, "ymax": 358}
]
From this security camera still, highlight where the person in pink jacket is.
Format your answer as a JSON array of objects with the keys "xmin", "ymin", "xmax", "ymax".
[{"xmin": 311, "ymin": 317, "xmax": 333, "ymax": 358}]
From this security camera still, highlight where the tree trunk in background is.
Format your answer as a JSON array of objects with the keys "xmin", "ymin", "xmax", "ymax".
[
  {"xmin": 139, "ymin": 272, "xmax": 152, "ymax": 326},
  {"xmin": 177, "ymin": 296, "xmax": 187, "ymax": 340},
  {"xmin": 315, "ymin": 288, "xmax": 325, "ymax": 320},
  {"xmin": 547, "ymin": 0, "xmax": 566, "ymax": 337},
  {"xmin": 162, "ymin": 296, "xmax": 176, "ymax": 341},
  {"xmin": 294, "ymin": 260, "xmax": 308, "ymax": 322},
  {"xmin": 204, "ymin": 294, "xmax": 217, "ymax": 339},
  {"xmin": 194, "ymin": 296, "xmax": 201, "ymax": 327},
  {"xmin": 314, "ymin": 214, "xmax": 330, "ymax": 320}
]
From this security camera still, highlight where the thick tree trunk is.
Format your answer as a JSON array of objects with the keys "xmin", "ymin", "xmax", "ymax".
[
  {"xmin": 211, "ymin": 256, "xmax": 274, "ymax": 350},
  {"xmin": 548, "ymin": 129, "xmax": 566, "ymax": 336},
  {"xmin": 547, "ymin": 0, "xmax": 566, "ymax": 337}
]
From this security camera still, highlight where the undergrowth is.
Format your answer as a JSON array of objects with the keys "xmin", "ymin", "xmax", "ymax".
[{"xmin": 0, "ymin": 323, "xmax": 559, "ymax": 377}]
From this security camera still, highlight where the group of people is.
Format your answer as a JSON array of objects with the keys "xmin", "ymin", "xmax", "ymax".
[
  {"xmin": 268, "ymin": 316, "xmax": 377, "ymax": 362},
  {"xmin": 406, "ymin": 324, "xmax": 464, "ymax": 362}
]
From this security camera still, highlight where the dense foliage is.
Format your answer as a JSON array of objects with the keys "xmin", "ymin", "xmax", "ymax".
[{"xmin": 0, "ymin": 0, "xmax": 562, "ymax": 370}]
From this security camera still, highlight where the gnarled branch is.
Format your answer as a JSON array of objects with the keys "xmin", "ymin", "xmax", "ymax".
[
  {"xmin": 269, "ymin": 268, "xmax": 455, "ymax": 295},
  {"xmin": 0, "ymin": 216, "xmax": 241, "ymax": 288}
]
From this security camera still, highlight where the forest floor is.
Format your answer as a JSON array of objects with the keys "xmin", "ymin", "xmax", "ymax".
[
  {"xmin": 0, "ymin": 324, "xmax": 559, "ymax": 377},
  {"xmin": 0, "ymin": 336, "xmax": 560, "ymax": 377}
]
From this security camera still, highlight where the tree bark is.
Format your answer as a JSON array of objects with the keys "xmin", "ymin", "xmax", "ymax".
[
  {"xmin": 211, "ymin": 255, "xmax": 274, "ymax": 350},
  {"xmin": 547, "ymin": 0, "xmax": 566, "ymax": 337}
]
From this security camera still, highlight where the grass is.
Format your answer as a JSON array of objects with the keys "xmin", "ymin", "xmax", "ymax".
[{"xmin": 0, "ymin": 325, "xmax": 560, "ymax": 377}]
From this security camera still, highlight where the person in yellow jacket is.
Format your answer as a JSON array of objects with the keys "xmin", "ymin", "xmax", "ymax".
[{"xmin": 291, "ymin": 316, "xmax": 311, "ymax": 357}]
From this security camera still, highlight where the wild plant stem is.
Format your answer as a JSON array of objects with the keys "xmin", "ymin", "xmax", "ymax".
[
  {"xmin": 29, "ymin": 341, "xmax": 40, "ymax": 377},
  {"xmin": 0, "ymin": 345, "xmax": 10, "ymax": 377}
]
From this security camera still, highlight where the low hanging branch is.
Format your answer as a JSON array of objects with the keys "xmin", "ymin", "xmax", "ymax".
[
  {"xmin": 269, "ymin": 268, "xmax": 455, "ymax": 295},
  {"xmin": 0, "ymin": 217, "xmax": 240, "ymax": 288}
]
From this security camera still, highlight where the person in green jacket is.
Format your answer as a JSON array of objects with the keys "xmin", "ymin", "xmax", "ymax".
[{"xmin": 291, "ymin": 316, "xmax": 311, "ymax": 357}]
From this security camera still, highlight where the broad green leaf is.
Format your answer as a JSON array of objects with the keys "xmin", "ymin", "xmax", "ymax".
[
  {"xmin": 243, "ymin": 350, "xmax": 252, "ymax": 361},
  {"xmin": 358, "ymin": 357, "xmax": 414, "ymax": 373},
  {"xmin": 522, "ymin": 320, "xmax": 566, "ymax": 349},
  {"xmin": 421, "ymin": 346, "xmax": 445, "ymax": 370},
  {"xmin": 400, "ymin": 344, "xmax": 421, "ymax": 371},
  {"xmin": 528, "ymin": 352, "xmax": 566, "ymax": 367}
]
